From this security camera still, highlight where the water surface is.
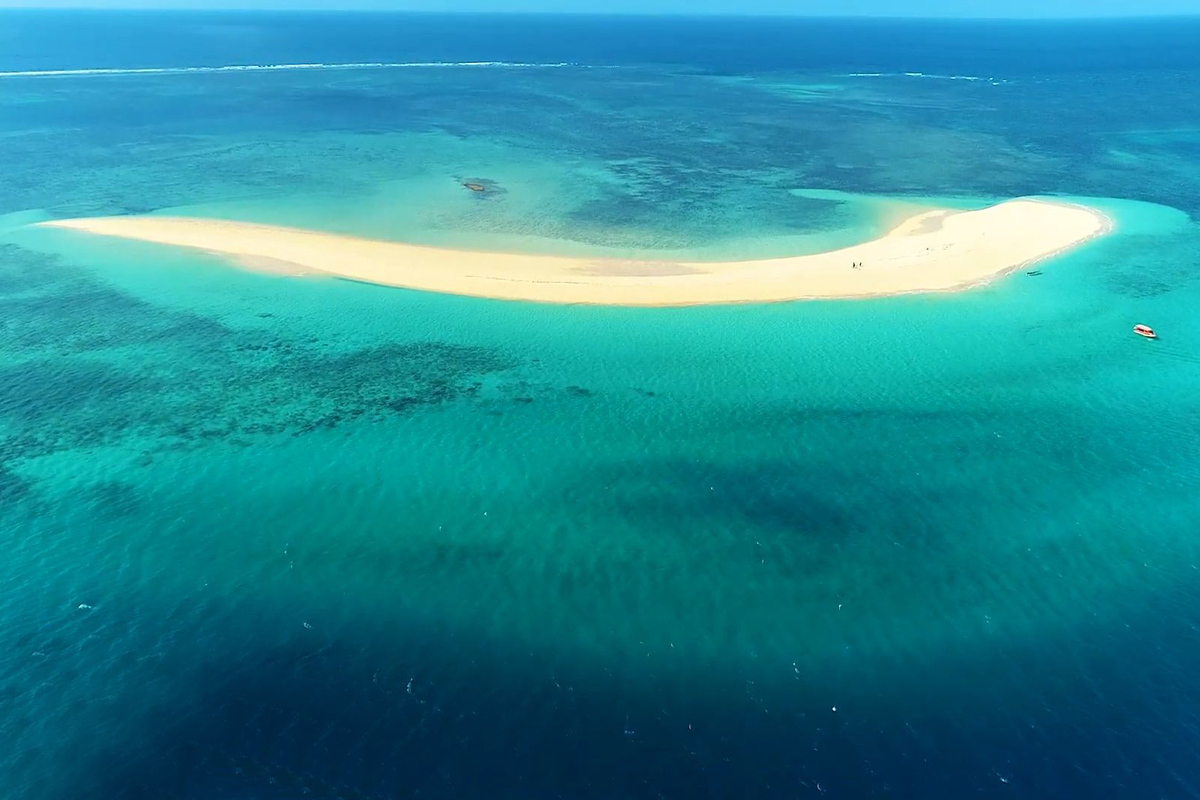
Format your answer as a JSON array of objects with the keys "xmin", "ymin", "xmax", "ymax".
[{"xmin": 2, "ymin": 11, "xmax": 1200, "ymax": 799}]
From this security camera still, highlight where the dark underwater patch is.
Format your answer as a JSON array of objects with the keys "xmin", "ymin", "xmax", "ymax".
[
  {"xmin": 0, "ymin": 248, "xmax": 233, "ymax": 358},
  {"xmin": 0, "ymin": 334, "xmax": 520, "ymax": 459},
  {"xmin": 596, "ymin": 457, "xmax": 855, "ymax": 538},
  {"xmin": 0, "ymin": 244, "xmax": 523, "ymax": 458},
  {"xmin": 0, "ymin": 245, "xmax": 67, "ymax": 296},
  {"xmin": 0, "ymin": 359, "xmax": 151, "ymax": 425},
  {"xmin": 281, "ymin": 341, "xmax": 518, "ymax": 429},
  {"xmin": 84, "ymin": 480, "xmax": 142, "ymax": 520},
  {"xmin": 0, "ymin": 463, "xmax": 32, "ymax": 504}
]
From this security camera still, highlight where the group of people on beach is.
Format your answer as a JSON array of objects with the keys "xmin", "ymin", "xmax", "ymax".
[{"xmin": 851, "ymin": 261, "xmax": 863, "ymax": 269}]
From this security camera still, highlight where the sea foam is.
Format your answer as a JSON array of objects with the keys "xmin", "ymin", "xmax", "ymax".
[
  {"xmin": 845, "ymin": 71, "xmax": 1007, "ymax": 84},
  {"xmin": 0, "ymin": 61, "xmax": 583, "ymax": 79}
]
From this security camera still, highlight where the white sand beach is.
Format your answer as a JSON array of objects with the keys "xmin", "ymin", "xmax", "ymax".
[{"xmin": 38, "ymin": 199, "xmax": 1110, "ymax": 305}]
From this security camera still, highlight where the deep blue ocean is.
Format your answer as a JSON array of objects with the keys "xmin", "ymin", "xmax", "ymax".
[{"xmin": 3, "ymin": 11, "xmax": 1200, "ymax": 800}]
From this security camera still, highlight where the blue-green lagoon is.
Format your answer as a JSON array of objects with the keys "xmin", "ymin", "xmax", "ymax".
[{"xmin": 2, "ymin": 11, "xmax": 1200, "ymax": 799}]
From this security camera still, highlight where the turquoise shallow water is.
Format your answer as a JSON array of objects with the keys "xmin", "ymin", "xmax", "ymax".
[{"xmin": 3, "ymin": 11, "xmax": 1200, "ymax": 800}]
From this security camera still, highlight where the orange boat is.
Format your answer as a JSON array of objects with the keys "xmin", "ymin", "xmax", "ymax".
[{"xmin": 1133, "ymin": 324, "xmax": 1157, "ymax": 339}]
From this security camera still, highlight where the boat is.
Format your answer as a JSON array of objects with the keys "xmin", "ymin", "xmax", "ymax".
[{"xmin": 1133, "ymin": 324, "xmax": 1157, "ymax": 339}]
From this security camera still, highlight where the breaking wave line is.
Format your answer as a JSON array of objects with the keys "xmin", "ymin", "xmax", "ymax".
[
  {"xmin": 844, "ymin": 71, "xmax": 1007, "ymax": 84},
  {"xmin": 0, "ymin": 61, "xmax": 584, "ymax": 79}
]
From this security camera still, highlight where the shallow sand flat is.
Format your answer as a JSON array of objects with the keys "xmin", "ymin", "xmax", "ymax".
[{"xmin": 37, "ymin": 199, "xmax": 1110, "ymax": 306}]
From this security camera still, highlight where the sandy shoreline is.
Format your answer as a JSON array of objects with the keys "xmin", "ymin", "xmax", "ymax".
[{"xmin": 36, "ymin": 199, "xmax": 1111, "ymax": 306}]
